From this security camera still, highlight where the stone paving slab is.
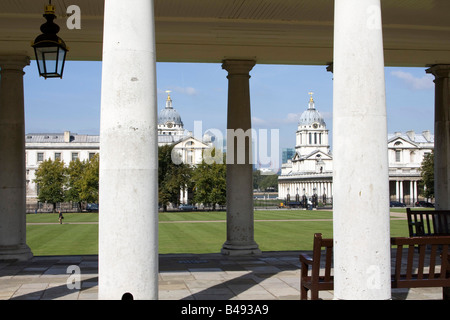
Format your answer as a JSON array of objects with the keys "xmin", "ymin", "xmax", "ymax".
[{"xmin": 0, "ymin": 252, "xmax": 445, "ymax": 300}]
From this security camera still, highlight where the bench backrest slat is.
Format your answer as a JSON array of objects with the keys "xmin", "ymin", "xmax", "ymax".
[
  {"xmin": 429, "ymin": 245, "xmax": 438, "ymax": 279},
  {"xmin": 440, "ymin": 244, "xmax": 449, "ymax": 280},
  {"xmin": 311, "ymin": 233, "xmax": 333, "ymax": 282}
]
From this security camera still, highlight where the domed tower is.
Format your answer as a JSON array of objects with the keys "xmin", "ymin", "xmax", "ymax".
[
  {"xmin": 295, "ymin": 92, "xmax": 330, "ymax": 156},
  {"xmin": 158, "ymin": 91, "xmax": 186, "ymax": 143}
]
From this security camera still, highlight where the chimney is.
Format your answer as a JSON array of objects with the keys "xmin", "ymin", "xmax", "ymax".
[
  {"xmin": 406, "ymin": 130, "xmax": 415, "ymax": 141},
  {"xmin": 64, "ymin": 131, "xmax": 71, "ymax": 143},
  {"xmin": 422, "ymin": 130, "xmax": 431, "ymax": 141}
]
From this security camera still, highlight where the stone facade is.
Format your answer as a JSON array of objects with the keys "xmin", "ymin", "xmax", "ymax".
[{"xmin": 278, "ymin": 96, "xmax": 434, "ymax": 206}]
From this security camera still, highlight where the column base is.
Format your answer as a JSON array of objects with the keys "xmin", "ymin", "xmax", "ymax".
[
  {"xmin": 0, "ymin": 244, "xmax": 33, "ymax": 261},
  {"xmin": 221, "ymin": 242, "xmax": 261, "ymax": 256}
]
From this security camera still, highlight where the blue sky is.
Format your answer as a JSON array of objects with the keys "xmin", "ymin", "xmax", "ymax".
[{"xmin": 23, "ymin": 61, "xmax": 435, "ymax": 157}]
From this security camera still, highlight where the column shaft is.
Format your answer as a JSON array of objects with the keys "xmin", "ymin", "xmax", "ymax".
[
  {"xmin": 222, "ymin": 60, "xmax": 261, "ymax": 256},
  {"xmin": 426, "ymin": 65, "xmax": 450, "ymax": 210},
  {"xmin": 0, "ymin": 55, "xmax": 33, "ymax": 261},
  {"xmin": 333, "ymin": 0, "xmax": 391, "ymax": 299},
  {"xmin": 99, "ymin": 0, "xmax": 158, "ymax": 300}
]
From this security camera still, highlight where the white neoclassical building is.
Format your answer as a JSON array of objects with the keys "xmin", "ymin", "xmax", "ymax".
[
  {"xmin": 25, "ymin": 131, "xmax": 100, "ymax": 203},
  {"xmin": 157, "ymin": 91, "xmax": 212, "ymax": 165},
  {"xmin": 25, "ymin": 93, "xmax": 211, "ymax": 203},
  {"xmin": 278, "ymin": 95, "xmax": 434, "ymax": 206},
  {"xmin": 278, "ymin": 94, "xmax": 333, "ymax": 205},
  {"xmin": 388, "ymin": 130, "xmax": 434, "ymax": 205}
]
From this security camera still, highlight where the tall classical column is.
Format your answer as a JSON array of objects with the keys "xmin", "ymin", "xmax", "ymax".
[
  {"xmin": 333, "ymin": 0, "xmax": 391, "ymax": 299},
  {"xmin": 0, "ymin": 55, "xmax": 33, "ymax": 261},
  {"xmin": 426, "ymin": 65, "xmax": 450, "ymax": 211},
  {"xmin": 221, "ymin": 59, "xmax": 261, "ymax": 256},
  {"xmin": 99, "ymin": 0, "xmax": 158, "ymax": 300}
]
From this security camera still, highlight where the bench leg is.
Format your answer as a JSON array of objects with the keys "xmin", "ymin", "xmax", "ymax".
[
  {"xmin": 300, "ymin": 285, "xmax": 308, "ymax": 300},
  {"xmin": 311, "ymin": 288, "xmax": 319, "ymax": 300}
]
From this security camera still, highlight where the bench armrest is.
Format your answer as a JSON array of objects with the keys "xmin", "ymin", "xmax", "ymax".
[{"xmin": 299, "ymin": 254, "xmax": 313, "ymax": 265}]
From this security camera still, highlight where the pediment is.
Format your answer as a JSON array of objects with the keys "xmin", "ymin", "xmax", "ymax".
[{"xmin": 388, "ymin": 137, "xmax": 418, "ymax": 149}]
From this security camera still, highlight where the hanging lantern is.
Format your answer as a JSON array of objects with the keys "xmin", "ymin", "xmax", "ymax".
[{"xmin": 31, "ymin": 2, "xmax": 68, "ymax": 79}]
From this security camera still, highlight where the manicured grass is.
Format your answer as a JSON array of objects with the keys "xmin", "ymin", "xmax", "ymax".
[
  {"xmin": 26, "ymin": 210, "xmax": 411, "ymax": 255},
  {"xmin": 26, "ymin": 224, "xmax": 98, "ymax": 256},
  {"xmin": 26, "ymin": 212, "xmax": 99, "ymax": 224},
  {"xmin": 159, "ymin": 209, "xmax": 334, "ymax": 222}
]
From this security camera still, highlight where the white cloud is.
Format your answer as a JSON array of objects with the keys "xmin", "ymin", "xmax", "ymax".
[
  {"xmin": 285, "ymin": 112, "xmax": 302, "ymax": 124},
  {"xmin": 390, "ymin": 70, "xmax": 434, "ymax": 90},
  {"xmin": 158, "ymin": 86, "xmax": 199, "ymax": 96},
  {"xmin": 252, "ymin": 116, "xmax": 268, "ymax": 126},
  {"xmin": 172, "ymin": 86, "xmax": 199, "ymax": 96}
]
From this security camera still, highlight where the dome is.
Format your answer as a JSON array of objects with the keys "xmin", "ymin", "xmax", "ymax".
[
  {"xmin": 299, "ymin": 96, "xmax": 326, "ymax": 127},
  {"xmin": 158, "ymin": 93, "xmax": 184, "ymax": 126}
]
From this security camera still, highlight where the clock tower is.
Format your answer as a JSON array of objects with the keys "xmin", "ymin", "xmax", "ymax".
[
  {"xmin": 295, "ymin": 93, "xmax": 330, "ymax": 157},
  {"xmin": 157, "ymin": 91, "xmax": 186, "ymax": 143}
]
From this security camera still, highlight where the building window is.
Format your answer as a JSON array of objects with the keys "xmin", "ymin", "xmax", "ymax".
[
  {"xmin": 72, "ymin": 152, "xmax": 79, "ymax": 161},
  {"xmin": 55, "ymin": 153, "xmax": 61, "ymax": 161},
  {"xmin": 410, "ymin": 151, "xmax": 415, "ymax": 163},
  {"xmin": 37, "ymin": 152, "xmax": 44, "ymax": 162},
  {"xmin": 395, "ymin": 150, "xmax": 401, "ymax": 162}
]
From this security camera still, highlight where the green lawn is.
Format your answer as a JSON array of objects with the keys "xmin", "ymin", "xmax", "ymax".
[{"xmin": 26, "ymin": 209, "xmax": 411, "ymax": 255}]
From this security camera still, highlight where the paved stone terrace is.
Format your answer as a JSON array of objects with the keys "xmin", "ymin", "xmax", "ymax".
[{"xmin": 0, "ymin": 251, "xmax": 444, "ymax": 300}]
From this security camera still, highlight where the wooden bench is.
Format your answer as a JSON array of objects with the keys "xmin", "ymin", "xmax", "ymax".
[
  {"xmin": 299, "ymin": 233, "xmax": 450, "ymax": 300},
  {"xmin": 391, "ymin": 236, "xmax": 449, "ymax": 291},
  {"xmin": 406, "ymin": 208, "xmax": 450, "ymax": 237},
  {"xmin": 299, "ymin": 233, "xmax": 333, "ymax": 300}
]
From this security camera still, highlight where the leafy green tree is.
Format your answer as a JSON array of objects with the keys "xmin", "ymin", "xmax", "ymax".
[
  {"xmin": 79, "ymin": 153, "xmax": 99, "ymax": 204},
  {"xmin": 259, "ymin": 173, "xmax": 279, "ymax": 191},
  {"xmin": 158, "ymin": 145, "xmax": 193, "ymax": 211},
  {"xmin": 419, "ymin": 151, "xmax": 434, "ymax": 200},
  {"xmin": 192, "ymin": 151, "xmax": 226, "ymax": 210},
  {"xmin": 65, "ymin": 158, "xmax": 86, "ymax": 211},
  {"xmin": 34, "ymin": 158, "xmax": 67, "ymax": 212}
]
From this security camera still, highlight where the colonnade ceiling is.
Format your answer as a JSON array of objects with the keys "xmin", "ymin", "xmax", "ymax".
[{"xmin": 0, "ymin": 0, "xmax": 448, "ymax": 66}]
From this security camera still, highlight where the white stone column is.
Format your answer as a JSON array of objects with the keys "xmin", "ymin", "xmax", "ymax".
[
  {"xmin": 413, "ymin": 181, "xmax": 418, "ymax": 204},
  {"xmin": 426, "ymin": 65, "xmax": 450, "ymax": 211},
  {"xmin": 409, "ymin": 181, "xmax": 414, "ymax": 205},
  {"xmin": 333, "ymin": 0, "xmax": 391, "ymax": 299},
  {"xmin": 222, "ymin": 59, "xmax": 261, "ymax": 256},
  {"xmin": 0, "ymin": 55, "xmax": 33, "ymax": 261},
  {"xmin": 399, "ymin": 181, "xmax": 403, "ymax": 203},
  {"xmin": 99, "ymin": 0, "xmax": 158, "ymax": 300}
]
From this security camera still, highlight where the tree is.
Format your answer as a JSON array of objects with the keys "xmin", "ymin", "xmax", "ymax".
[
  {"xmin": 158, "ymin": 145, "xmax": 193, "ymax": 211},
  {"xmin": 419, "ymin": 151, "xmax": 434, "ymax": 200},
  {"xmin": 65, "ymin": 158, "xmax": 86, "ymax": 211},
  {"xmin": 65, "ymin": 154, "xmax": 99, "ymax": 210},
  {"xmin": 79, "ymin": 153, "xmax": 99, "ymax": 204},
  {"xmin": 192, "ymin": 149, "xmax": 226, "ymax": 210},
  {"xmin": 34, "ymin": 158, "xmax": 67, "ymax": 212}
]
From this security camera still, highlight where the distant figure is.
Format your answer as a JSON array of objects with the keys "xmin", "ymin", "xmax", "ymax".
[{"xmin": 58, "ymin": 210, "xmax": 64, "ymax": 224}]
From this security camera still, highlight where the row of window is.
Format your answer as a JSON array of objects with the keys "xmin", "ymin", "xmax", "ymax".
[
  {"xmin": 29, "ymin": 151, "xmax": 98, "ymax": 164},
  {"xmin": 393, "ymin": 150, "xmax": 430, "ymax": 163},
  {"xmin": 299, "ymin": 132, "xmax": 325, "ymax": 145}
]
